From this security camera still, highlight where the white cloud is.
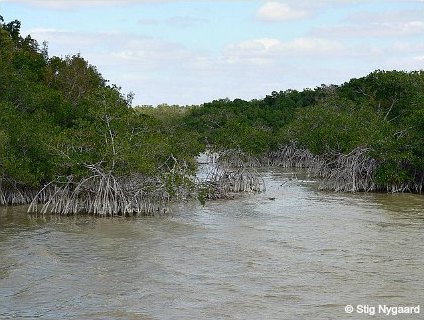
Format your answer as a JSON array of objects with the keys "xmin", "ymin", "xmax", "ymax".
[
  {"xmin": 28, "ymin": 28, "xmax": 216, "ymax": 104},
  {"xmin": 11, "ymin": 0, "xmax": 424, "ymax": 105},
  {"xmin": 315, "ymin": 21, "xmax": 424, "ymax": 38},
  {"xmin": 32, "ymin": 28, "xmax": 420, "ymax": 105},
  {"xmin": 226, "ymin": 38, "xmax": 281, "ymax": 56},
  {"xmin": 29, "ymin": 28, "xmax": 192, "ymax": 69},
  {"xmin": 281, "ymin": 37, "xmax": 344, "ymax": 54},
  {"xmin": 31, "ymin": 28, "xmax": 410, "ymax": 105},
  {"xmin": 389, "ymin": 41, "xmax": 424, "ymax": 61},
  {"xmin": 223, "ymin": 40, "xmax": 280, "ymax": 66},
  {"xmin": 257, "ymin": 2, "xmax": 309, "ymax": 21},
  {"xmin": 110, "ymin": 40, "xmax": 192, "ymax": 69},
  {"xmin": 313, "ymin": 9, "xmax": 424, "ymax": 38},
  {"xmin": 225, "ymin": 37, "xmax": 345, "ymax": 62},
  {"xmin": 29, "ymin": 28, "xmax": 122, "ymax": 51}
]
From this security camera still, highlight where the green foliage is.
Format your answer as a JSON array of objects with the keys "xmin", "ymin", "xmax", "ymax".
[
  {"xmin": 286, "ymin": 100, "xmax": 386, "ymax": 154},
  {"xmin": 1, "ymin": 16, "xmax": 423, "ymax": 198},
  {"xmin": 0, "ymin": 102, "xmax": 59, "ymax": 186},
  {"xmin": 0, "ymin": 17, "xmax": 201, "ymax": 198},
  {"xmin": 135, "ymin": 104, "xmax": 204, "ymax": 171},
  {"xmin": 182, "ymin": 70, "xmax": 424, "ymax": 191}
]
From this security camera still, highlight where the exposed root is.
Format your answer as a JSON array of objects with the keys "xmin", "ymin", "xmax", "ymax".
[
  {"xmin": 26, "ymin": 155, "xmax": 201, "ymax": 216},
  {"xmin": 203, "ymin": 166, "xmax": 264, "ymax": 195},
  {"xmin": 309, "ymin": 147, "xmax": 377, "ymax": 192},
  {"xmin": 28, "ymin": 167, "xmax": 170, "ymax": 216},
  {"xmin": 197, "ymin": 149, "xmax": 266, "ymax": 202},
  {"xmin": 0, "ymin": 177, "xmax": 53, "ymax": 206},
  {"xmin": 262, "ymin": 144, "xmax": 423, "ymax": 193},
  {"xmin": 216, "ymin": 148, "xmax": 261, "ymax": 168},
  {"xmin": 261, "ymin": 144, "xmax": 317, "ymax": 168},
  {"xmin": 262, "ymin": 145, "xmax": 376, "ymax": 192}
]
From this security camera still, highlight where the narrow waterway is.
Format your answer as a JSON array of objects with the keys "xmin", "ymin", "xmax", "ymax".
[{"xmin": 1, "ymin": 169, "xmax": 423, "ymax": 319}]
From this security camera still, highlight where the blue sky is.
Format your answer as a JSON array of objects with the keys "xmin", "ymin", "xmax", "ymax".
[{"xmin": 1, "ymin": 0, "xmax": 423, "ymax": 106}]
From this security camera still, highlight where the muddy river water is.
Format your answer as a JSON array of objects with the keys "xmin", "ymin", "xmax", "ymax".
[{"xmin": 1, "ymin": 169, "xmax": 423, "ymax": 319}]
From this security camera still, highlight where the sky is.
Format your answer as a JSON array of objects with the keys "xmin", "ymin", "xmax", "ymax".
[{"xmin": 1, "ymin": 0, "xmax": 423, "ymax": 106}]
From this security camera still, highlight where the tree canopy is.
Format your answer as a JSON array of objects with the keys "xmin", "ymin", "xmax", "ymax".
[
  {"xmin": 1, "ymin": 17, "xmax": 423, "ymax": 211},
  {"xmin": 0, "ymin": 17, "xmax": 201, "ymax": 203}
]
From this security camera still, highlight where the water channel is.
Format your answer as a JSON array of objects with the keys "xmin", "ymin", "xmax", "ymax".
[{"xmin": 1, "ymin": 168, "xmax": 423, "ymax": 319}]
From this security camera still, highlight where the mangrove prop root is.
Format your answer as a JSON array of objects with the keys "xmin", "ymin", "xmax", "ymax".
[
  {"xmin": 27, "ymin": 157, "xmax": 199, "ymax": 216},
  {"xmin": 262, "ymin": 144, "xmax": 423, "ymax": 193},
  {"xmin": 0, "ymin": 177, "xmax": 54, "ymax": 206},
  {"xmin": 309, "ymin": 147, "xmax": 377, "ymax": 192},
  {"xmin": 198, "ymin": 149, "xmax": 266, "ymax": 200},
  {"xmin": 28, "ymin": 168, "xmax": 170, "ymax": 216},
  {"xmin": 262, "ymin": 144, "xmax": 317, "ymax": 168}
]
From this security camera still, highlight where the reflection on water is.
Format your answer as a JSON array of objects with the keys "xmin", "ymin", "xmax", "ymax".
[{"xmin": 0, "ymin": 169, "xmax": 423, "ymax": 320}]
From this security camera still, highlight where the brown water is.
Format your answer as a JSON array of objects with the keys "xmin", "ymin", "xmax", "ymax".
[{"xmin": 1, "ymin": 169, "xmax": 423, "ymax": 320}]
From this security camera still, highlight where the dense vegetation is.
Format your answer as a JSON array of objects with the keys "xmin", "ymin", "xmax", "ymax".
[
  {"xmin": 182, "ymin": 72, "xmax": 424, "ymax": 192},
  {"xmin": 0, "ymin": 17, "xmax": 202, "ymax": 212},
  {"xmin": 1, "ymin": 17, "xmax": 423, "ymax": 215}
]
